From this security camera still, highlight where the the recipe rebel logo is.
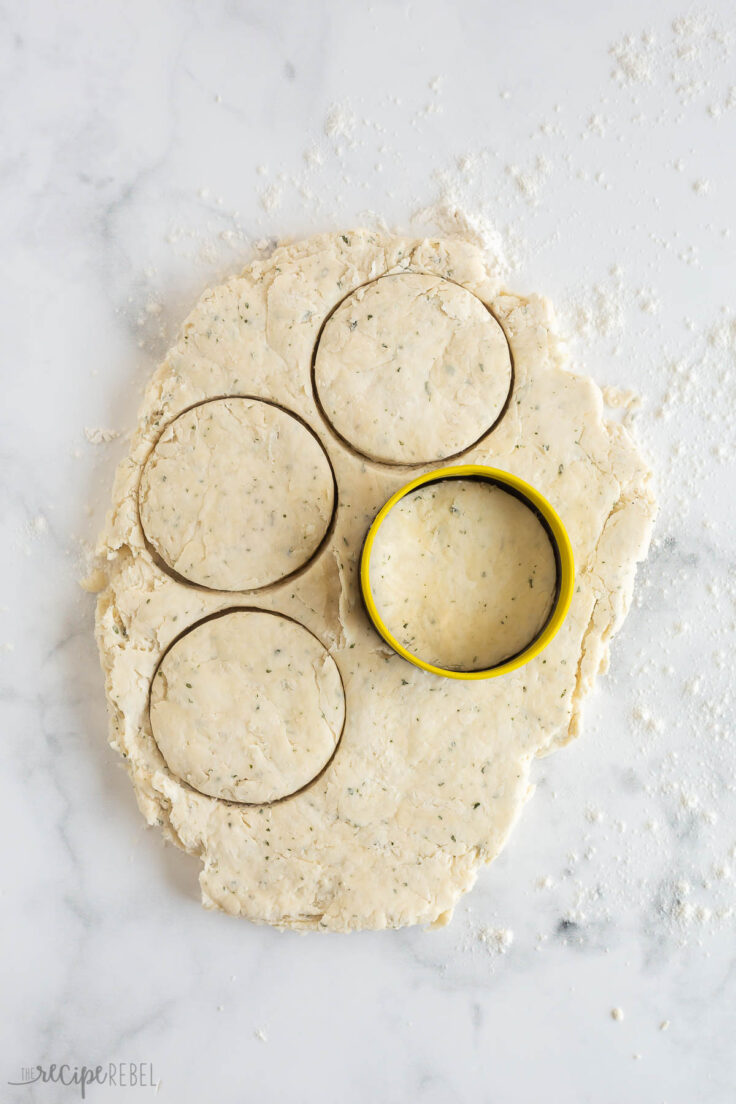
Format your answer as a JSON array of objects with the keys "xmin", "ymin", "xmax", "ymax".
[{"xmin": 7, "ymin": 1062, "xmax": 158, "ymax": 1098}]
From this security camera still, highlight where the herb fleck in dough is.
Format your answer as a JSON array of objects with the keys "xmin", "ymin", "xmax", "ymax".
[
  {"xmin": 94, "ymin": 229, "xmax": 656, "ymax": 932},
  {"xmin": 369, "ymin": 480, "xmax": 557, "ymax": 671}
]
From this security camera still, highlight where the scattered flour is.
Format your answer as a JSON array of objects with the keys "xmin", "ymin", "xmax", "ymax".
[
  {"xmin": 84, "ymin": 427, "xmax": 120, "ymax": 444},
  {"xmin": 411, "ymin": 201, "xmax": 509, "ymax": 281},
  {"xmin": 610, "ymin": 32, "xmax": 656, "ymax": 86},
  {"xmin": 259, "ymin": 183, "xmax": 283, "ymax": 213},
  {"xmin": 477, "ymin": 927, "xmax": 515, "ymax": 955},
  {"xmin": 506, "ymin": 155, "xmax": 552, "ymax": 205},
  {"xmin": 324, "ymin": 102, "xmax": 357, "ymax": 142}
]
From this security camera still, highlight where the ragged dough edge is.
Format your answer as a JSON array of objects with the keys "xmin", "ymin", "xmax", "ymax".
[
  {"xmin": 522, "ymin": 296, "xmax": 657, "ymax": 751},
  {"xmin": 560, "ymin": 429, "xmax": 656, "ymax": 749},
  {"xmin": 91, "ymin": 229, "xmax": 657, "ymax": 932}
]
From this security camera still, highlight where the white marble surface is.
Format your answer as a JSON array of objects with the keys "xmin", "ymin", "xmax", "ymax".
[{"xmin": 2, "ymin": 1, "xmax": 736, "ymax": 1101}]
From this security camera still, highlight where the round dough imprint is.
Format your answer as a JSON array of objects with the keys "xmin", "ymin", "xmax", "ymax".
[
  {"xmin": 139, "ymin": 398, "xmax": 335, "ymax": 591},
  {"xmin": 313, "ymin": 273, "xmax": 512, "ymax": 464},
  {"xmin": 149, "ymin": 610, "xmax": 345, "ymax": 804},
  {"xmin": 369, "ymin": 480, "xmax": 558, "ymax": 670}
]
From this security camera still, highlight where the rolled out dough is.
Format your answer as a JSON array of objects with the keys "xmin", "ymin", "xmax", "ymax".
[
  {"xmin": 93, "ymin": 230, "xmax": 656, "ymax": 932},
  {"xmin": 369, "ymin": 480, "xmax": 557, "ymax": 671}
]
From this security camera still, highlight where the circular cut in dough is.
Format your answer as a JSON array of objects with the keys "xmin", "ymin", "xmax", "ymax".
[
  {"xmin": 139, "ymin": 398, "xmax": 334, "ymax": 591},
  {"xmin": 313, "ymin": 273, "xmax": 512, "ymax": 464},
  {"xmin": 369, "ymin": 480, "xmax": 557, "ymax": 670},
  {"xmin": 149, "ymin": 610, "xmax": 345, "ymax": 804}
]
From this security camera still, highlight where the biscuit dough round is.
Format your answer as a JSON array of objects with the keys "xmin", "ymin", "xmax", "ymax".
[
  {"xmin": 93, "ymin": 229, "xmax": 656, "ymax": 932},
  {"xmin": 369, "ymin": 480, "xmax": 557, "ymax": 671},
  {"xmin": 314, "ymin": 273, "xmax": 512, "ymax": 464},
  {"xmin": 139, "ymin": 397, "xmax": 334, "ymax": 591},
  {"xmin": 149, "ymin": 610, "xmax": 345, "ymax": 804}
]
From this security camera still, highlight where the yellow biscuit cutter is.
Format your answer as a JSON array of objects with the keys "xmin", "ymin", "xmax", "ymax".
[{"xmin": 360, "ymin": 464, "xmax": 575, "ymax": 679}]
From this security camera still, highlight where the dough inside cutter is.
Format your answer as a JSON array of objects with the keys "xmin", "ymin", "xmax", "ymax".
[{"xmin": 369, "ymin": 479, "xmax": 558, "ymax": 671}]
